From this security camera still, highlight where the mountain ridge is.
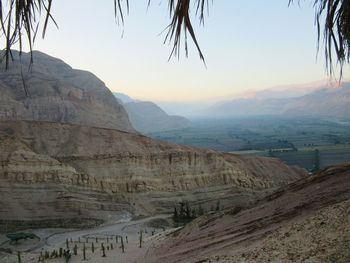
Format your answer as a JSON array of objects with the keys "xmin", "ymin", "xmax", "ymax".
[
  {"xmin": 114, "ymin": 92, "xmax": 191, "ymax": 133},
  {"xmin": 0, "ymin": 50, "xmax": 135, "ymax": 133},
  {"xmin": 204, "ymin": 83, "xmax": 350, "ymax": 118}
]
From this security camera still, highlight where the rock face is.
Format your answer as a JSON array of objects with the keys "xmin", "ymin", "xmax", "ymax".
[
  {"xmin": 114, "ymin": 93, "xmax": 191, "ymax": 134},
  {"xmin": 0, "ymin": 120, "xmax": 305, "ymax": 192},
  {"xmin": 0, "ymin": 120, "xmax": 306, "ymax": 222},
  {"xmin": 0, "ymin": 51, "xmax": 134, "ymax": 132},
  {"xmin": 0, "ymin": 134, "xmax": 132, "ymax": 224},
  {"xmin": 145, "ymin": 162, "xmax": 350, "ymax": 263}
]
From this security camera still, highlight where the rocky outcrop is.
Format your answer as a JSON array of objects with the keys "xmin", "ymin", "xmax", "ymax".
[
  {"xmin": 0, "ymin": 51, "xmax": 134, "ymax": 132},
  {"xmin": 0, "ymin": 136, "xmax": 132, "ymax": 222},
  {"xmin": 0, "ymin": 120, "xmax": 305, "ymax": 192}
]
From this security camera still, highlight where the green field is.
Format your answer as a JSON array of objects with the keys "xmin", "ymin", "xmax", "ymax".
[
  {"xmin": 231, "ymin": 145, "xmax": 350, "ymax": 171},
  {"xmin": 148, "ymin": 116, "xmax": 350, "ymax": 171}
]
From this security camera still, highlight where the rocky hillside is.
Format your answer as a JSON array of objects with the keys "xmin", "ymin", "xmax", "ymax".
[
  {"xmin": 0, "ymin": 51, "xmax": 134, "ymax": 132},
  {"xmin": 0, "ymin": 120, "xmax": 305, "ymax": 223},
  {"xmin": 0, "ymin": 136, "xmax": 129, "ymax": 224},
  {"xmin": 0, "ymin": 51, "xmax": 307, "ymax": 228},
  {"xmin": 145, "ymin": 162, "xmax": 350, "ymax": 263},
  {"xmin": 114, "ymin": 93, "xmax": 191, "ymax": 134}
]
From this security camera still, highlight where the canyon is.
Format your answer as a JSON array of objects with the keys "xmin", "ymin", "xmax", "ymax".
[
  {"xmin": 0, "ymin": 51, "xmax": 349, "ymax": 263},
  {"xmin": 0, "ymin": 51, "xmax": 306, "ymax": 228}
]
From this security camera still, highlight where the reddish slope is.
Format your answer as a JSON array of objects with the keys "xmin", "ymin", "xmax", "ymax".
[{"xmin": 146, "ymin": 163, "xmax": 350, "ymax": 263}]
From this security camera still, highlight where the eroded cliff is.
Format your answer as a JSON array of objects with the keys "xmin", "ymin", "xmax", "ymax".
[
  {"xmin": 0, "ymin": 120, "xmax": 306, "ymax": 224},
  {"xmin": 0, "ymin": 51, "xmax": 307, "ymax": 228}
]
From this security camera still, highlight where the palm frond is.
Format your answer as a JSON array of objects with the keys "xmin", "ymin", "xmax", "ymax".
[
  {"xmin": 3, "ymin": 0, "xmax": 347, "ymax": 78},
  {"xmin": 0, "ymin": 0, "xmax": 55, "ymax": 68},
  {"xmin": 164, "ymin": 0, "xmax": 208, "ymax": 64},
  {"xmin": 290, "ymin": 0, "xmax": 350, "ymax": 78},
  {"xmin": 0, "ymin": 0, "xmax": 128, "ymax": 68},
  {"xmin": 114, "ymin": 0, "xmax": 129, "ymax": 25},
  {"xmin": 0, "ymin": 0, "xmax": 209, "ymax": 68}
]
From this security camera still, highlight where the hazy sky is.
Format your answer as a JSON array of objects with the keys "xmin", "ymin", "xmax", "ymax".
[{"xmin": 23, "ymin": 0, "xmax": 349, "ymax": 102}]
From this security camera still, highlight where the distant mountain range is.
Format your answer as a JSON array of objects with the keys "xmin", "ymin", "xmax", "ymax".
[
  {"xmin": 114, "ymin": 92, "xmax": 137, "ymax": 104},
  {"xmin": 114, "ymin": 93, "xmax": 191, "ymax": 134},
  {"xmin": 204, "ymin": 82, "xmax": 350, "ymax": 118}
]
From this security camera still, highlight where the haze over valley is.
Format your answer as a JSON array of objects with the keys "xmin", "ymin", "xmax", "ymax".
[{"xmin": 117, "ymin": 80, "xmax": 350, "ymax": 173}]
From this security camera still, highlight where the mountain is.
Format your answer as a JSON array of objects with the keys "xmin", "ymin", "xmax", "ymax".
[
  {"xmin": 145, "ymin": 162, "xmax": 350, "ymax": 263},
  {"xmin": 114, "ymin": 93, "xmax": 191, "ymax": 134},
  {"xmin": 235, "ymin": 79, "xmax": 338, "ymax": 100},
  {"xmin": 0, "ymin": 51, "xmax": 135, "ymax": 133},
  {"xmin": 154, "ymin": 101, "xmax": 214, "ymax": 118},
  {"xmin": 114, "ymin": 92, "xmax": 136, "ymax": 103},
  {"xmin": 0, "ymin": 51, "xmax": 306, "ymax": 227},
  {"xmin": 145, "ymin": 80, "xmax": 335, "ymax": 118},
  {"xmin": 283, "ymin": 84, "xmax": 350, "ymax": 117},
  {"xmin": 205, "ymin": 83, "xmax": 350, "ymax": 118}
]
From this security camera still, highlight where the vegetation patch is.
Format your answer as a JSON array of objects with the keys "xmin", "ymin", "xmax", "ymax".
[{"xmin": 149, "ymin": 117, "xmax": 350, "ymax": 171}]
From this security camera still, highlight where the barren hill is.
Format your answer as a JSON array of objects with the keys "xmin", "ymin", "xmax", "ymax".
[
  {"xmin": 145, "ymin": 162, "xmax": 350, "ymax": 263},
  {"xmin": 0, "ymin": 51, "xmax": 134, "ymax": 132},
  {"xmin": 0, "ymin": 120, "xmax": 305, "ymax": 225}
]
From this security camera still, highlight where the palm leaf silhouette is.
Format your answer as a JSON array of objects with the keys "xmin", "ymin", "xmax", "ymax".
[{"xmin": 0, "ymin": 0, "xmax": 349, "ymax": 78}]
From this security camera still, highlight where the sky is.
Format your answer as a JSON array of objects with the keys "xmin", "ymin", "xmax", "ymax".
[{"xmin": 14, "ymin": 0, "xmax": 350, "ymax": 102}]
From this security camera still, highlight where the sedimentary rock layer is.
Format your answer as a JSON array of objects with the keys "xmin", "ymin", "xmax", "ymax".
[{"xmin": 0, "ymin": 120, "xmax": 306, "ymax": 223}]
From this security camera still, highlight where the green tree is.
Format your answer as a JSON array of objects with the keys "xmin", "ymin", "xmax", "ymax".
[
  {"xmin": 215, "ymin": 200, "xmax": 220, "ymax": 211},
  {"xmin": 179, "ymin": 201, "xmax": 185, "ymax": 218},
  {"xmin": 198, "ymin": 204, "xmax": 204, "ymax": 216},
  {"xmin": 185, "ymin": 202, "xmax": 191, "ymax": 219},
  {"xmin": 173, "ymin": 206, "xmax": 179, "ymax": 221},
  {"xmin": 312, "ymin": 149, "xmax": 320, "ymax": 173}
]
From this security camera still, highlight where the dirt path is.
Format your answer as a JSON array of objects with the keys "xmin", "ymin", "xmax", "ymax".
[{"xmin": 0, "ymin": 214, "xmax": 172, "ymax": 263}]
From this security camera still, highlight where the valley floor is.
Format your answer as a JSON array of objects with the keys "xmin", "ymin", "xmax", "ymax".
[
  {"xmin": 5, "ymin": 197, "xmax": 348, "ymax": 263},
  {"xmin": 0, "ymin": 215, "xmax": 172, "ymax": 263},
  {"xmin": 1, "ymin": 163, "xmax": 349, "ymax": 263}
]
